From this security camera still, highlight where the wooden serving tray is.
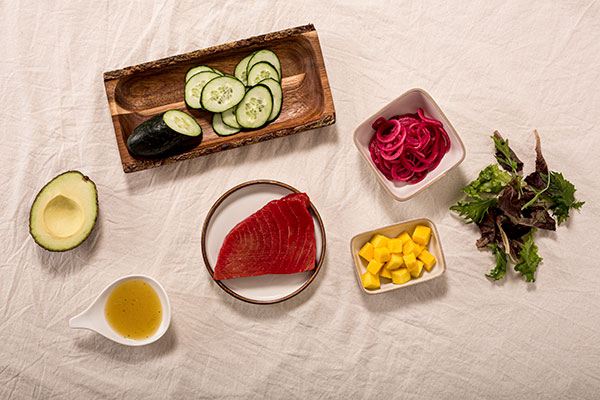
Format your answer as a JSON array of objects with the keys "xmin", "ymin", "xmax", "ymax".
[{"xmin": 103, "ymin": 24, "xmax": 336, "ymax": 173}]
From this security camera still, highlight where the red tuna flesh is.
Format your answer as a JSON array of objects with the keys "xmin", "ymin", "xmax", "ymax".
[{"xmin": 213, "ymin": 193, "xmax": 316, "ymax": 280}]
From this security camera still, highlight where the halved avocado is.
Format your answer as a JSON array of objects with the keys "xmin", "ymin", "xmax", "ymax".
[{"xmin": 29, "ymin": 171, "xmax": 98, "ymax": 252}]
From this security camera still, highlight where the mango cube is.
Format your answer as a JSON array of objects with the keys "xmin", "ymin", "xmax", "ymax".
[
  {"xmin": 403, "ymin": 253, "xmax": 418, "ymax": 270},
  {"xmin": 391, "ymin": 268, "xmax": 411, "ymax": 285},
  {"xmin": 384, "ymin": 253, "xmax": 404, "ymax": 270},
  {"xmin": 418, "ymin": 249, "xmax": 437, "ymax": 272},
  {"xmin": 413, "ymin": 243, "xmax": 424, "ymax": 257},
  {"xmin": 374, "ymin": 247, "xmax": 391, "ymax": 263},
  {"xmin": 403, "ymin": 240, "xmax": 417, "ymax": 256},
  {"xmin": 396, "ymin": 231, "xmax": 412, "ymax": 244},
  {"xmin": 361, "ymin": 271, "xmax": 380, "ymax": 290},
  {"xmin": 412, "ymin": 225, "xmax": 432, "ymax": 246},
  {"xmin": 380, "ymin": 268, "xmax": 393, "ymax": 279},
  {"xmin": 387, "ymin": 238, "xmax": 403, "ymax": 254},
  {"xmin": 370, "ymin": 234, "xmax": 390, "ymax": 249},
  {"xmin": 366, "ymin": 260, "xmax": 383, "ymax": 275},
  {"xmin": 409, "ymin": 260, "xmax": 424, "ymax": 278},
  {"xmin": 358, "ymin": 242, "xmax": 374, "ymax": 262}
]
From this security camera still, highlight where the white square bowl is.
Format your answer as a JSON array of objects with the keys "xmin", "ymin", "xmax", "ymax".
[
  {"xmin": 353, "ymin": 88, "xmax": 466, "ymax": 201},
  {"xmin": 350, "ymin": 218, "xmax": 446, "ymax": 295}
]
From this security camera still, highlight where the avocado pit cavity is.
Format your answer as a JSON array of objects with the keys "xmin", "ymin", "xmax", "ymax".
[{"xmin": 43, "ymin": 194, "xmax": 84, "ymax": 238}]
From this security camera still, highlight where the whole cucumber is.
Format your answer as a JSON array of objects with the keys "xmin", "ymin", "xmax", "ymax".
[{"xmin": 126, "ymin": 111, "xmax": 202, "ymax": 158}]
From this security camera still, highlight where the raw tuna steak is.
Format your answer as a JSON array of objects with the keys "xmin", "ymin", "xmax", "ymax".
[{"xmin": 214, "ymin": 193, "xmax": 316, "ymax": 280}]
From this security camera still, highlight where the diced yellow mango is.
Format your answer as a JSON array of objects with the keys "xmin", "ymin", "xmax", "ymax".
[
  {"xmin": 366, "ymin": 260, "xmax": 383, "ymax": 275},
  {"xmin": 370, "ymin": 234, "xmax": 390, "ymax": 249},
  {"xmin": 380, "ymin": 267, "xmax": 392, "ymax": 279},
  {"xmin": 403, "ymin": 240, "xmax": 417, "ymax": 256},
  {"xmin": 403, "ymin": 253, "xmax": 418, "ymax": 270},
  {"xmin": 396, "ymin": 231, "xmax": 412, "ymax": 244},
  {"xmin": 406, "ymin": 258, "xmax": 419, "ymax": 272},
  {"xmin": 412, "ymin": 225, "xmax": 432, "ymax": 246},
  {"xmin": 412, "ymin": 243, "xmax": 424, "ymax": 257},
  {"xmin": 387, "ymin": 238, "xmax": 403, "ymax": 253},
  {"xmin": 361, "ymin": 271, "xmax": 380, "ymax": 290},
  {"xmin": 409, "ymin": 260, "xmax": 424, "ymax": 278},
  {"xmin": 373, "ymin": 247, "xmax": 391, "ymax": 263},
  {"xmin": 418, "ymin": 249, "xmax": 437, "ymax": 272},
  {"xmin": 391, "ymin": 268, "xmax": 411, "ymax": 285},
  {"xmin": 384, "ymin": 253, "xmax": 404, "ymax": 270},
  {"xmin": 358, "ymin": 242, "xmax": 374, "ymax": 262}
]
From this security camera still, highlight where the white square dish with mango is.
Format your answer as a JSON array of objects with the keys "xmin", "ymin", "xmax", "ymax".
[{"xmin": 350, "ymin": 219, "xmax": 446, "ymax": 294}]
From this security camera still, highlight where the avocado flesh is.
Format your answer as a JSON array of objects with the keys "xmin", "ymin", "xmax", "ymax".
[{"xmin": 29, "ymin": 171, "xmax": 98, "ymax": 251}]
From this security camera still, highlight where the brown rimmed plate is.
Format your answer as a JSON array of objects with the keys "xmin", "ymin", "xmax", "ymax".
[
  {"xmin": 104, "ymin": 24, "xmax": 336, "ymax": 173},
  {"xmin": 201, "ymin": 180, "xmax": 326, "ymax": 304}
]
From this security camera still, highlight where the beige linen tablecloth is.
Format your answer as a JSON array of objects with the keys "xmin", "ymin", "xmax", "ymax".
[{"xmin": 2, "ymin": 1, "xmax": 599, "ymax": 398}]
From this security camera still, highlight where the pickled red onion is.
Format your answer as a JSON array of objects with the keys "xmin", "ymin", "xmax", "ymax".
[{"xmin": 368, "ymin": 109, "xmax": 450, "ymax": 184}]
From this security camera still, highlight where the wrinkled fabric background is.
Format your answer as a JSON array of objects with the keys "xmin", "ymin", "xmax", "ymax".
[{"xmin": 1, "ymin": 1, "xmax": 599, "ymax": 398}]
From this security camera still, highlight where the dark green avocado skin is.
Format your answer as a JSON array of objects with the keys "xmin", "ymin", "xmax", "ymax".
[{"xmin": 126, "ymin": 113, "xmax": 202, "ymax": 158}]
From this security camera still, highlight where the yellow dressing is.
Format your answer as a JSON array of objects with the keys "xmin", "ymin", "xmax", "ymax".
[{"xmin": 104, "ymin": 280, "xmax": 162, "ymax": 340}]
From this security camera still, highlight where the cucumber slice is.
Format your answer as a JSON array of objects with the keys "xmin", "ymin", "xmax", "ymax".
[
  {"xmin": 222, "ymin": 107, "xmax": 241, "ymax": 129},
  {"xmin": 258, "ymin": 78, "xmax": 282, "ymax": 122},
  {"xmin": 235, "ymin": 85, "xmax": 273, "ymax": 129},
  {"xmin": 212, "ymin": 68, "xmax": 225, "ymax": 76},
  {"xmin": 247, "ymin": 50, "xmax": 281, "ymax": 82},
  {"xmin": 200, "ymin": 76, "xmax": 246, "ymax": 113},
  {"xmin": 234, "ymin": 52, "xmax": 256, "ymax": 85},
  {"xmin": 185, "ymin": 65, "xmax": 215, "ymax": 82},
  {"xmin": 247, "ymin": 62, "xmax": 280, "ymax": 86},
  {"xmin": 212, "ymin": 113, "xmax": 241, "ymax": 136},
  {"xmin": 163, "ymin": 110, "xmax": 202, "ymax": 136},
  {"xmin": 184, "ymin": 71, "xmax": 220, "ymax": 109}
]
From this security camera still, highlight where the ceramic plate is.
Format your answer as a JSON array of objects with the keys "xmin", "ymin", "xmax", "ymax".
[{"xmin": 202, "ymin": 180, "xmax": 326, "ymax": 304}]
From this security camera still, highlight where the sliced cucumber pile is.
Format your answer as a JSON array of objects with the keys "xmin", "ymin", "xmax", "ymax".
[
  {"xmin": 184, "ymin": 48, "xmax": 282, "ymax": 137},
  {"xmin": 128, "ymin": 50, "xmax": 283, "ymax": 159}
]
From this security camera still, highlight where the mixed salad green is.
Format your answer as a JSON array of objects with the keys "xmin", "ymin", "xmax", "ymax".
[{"xmin": 451, "ymin": 131, "xmax": 584, "ymax": 282}]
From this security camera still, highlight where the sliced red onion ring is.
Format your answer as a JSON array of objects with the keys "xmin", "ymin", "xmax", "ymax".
[
  {"xmin": 376, "ymin": 120, "xmax": 401, "ymax": 143},
  {"xmin": 371, "ymin": 117, "xmax": 387, "ymax": 130}
]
